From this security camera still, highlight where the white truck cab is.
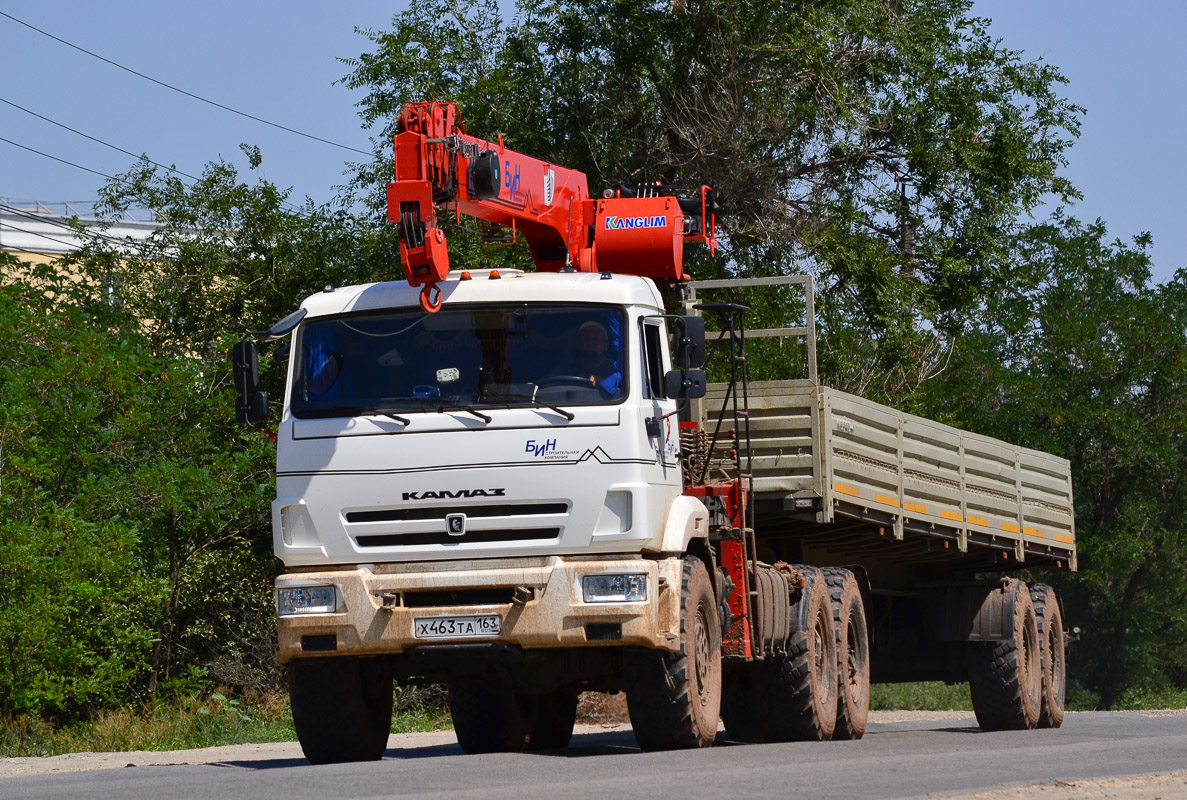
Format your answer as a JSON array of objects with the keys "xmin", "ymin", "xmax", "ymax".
[{"xmin": 260, "ymin": 270, "xmax": 713, "ymax": 758}]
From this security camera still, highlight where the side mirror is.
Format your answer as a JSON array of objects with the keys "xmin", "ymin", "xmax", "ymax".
[
  {"xmin": 232, "ymin": 340, "xmax": 268, "ymax": 426},
  {"xmin": 236, "ymin": 391, "xmax": 269, "ymax": 426},
  {"xmin": 232, "ymin": 340, "xmax": 259, "ymax": 395},
  {"xmin": 674, "ymin": 316, "xmax": 706, "ymax": 368},
  {"xmin": 664, "ymin": 368, "xmax": 706, "ymax": 399}
]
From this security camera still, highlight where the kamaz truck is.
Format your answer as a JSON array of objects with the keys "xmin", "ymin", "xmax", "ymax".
[{"xmin": 232, "ymin": 103, "xmax": 1075, "ymax": 763}]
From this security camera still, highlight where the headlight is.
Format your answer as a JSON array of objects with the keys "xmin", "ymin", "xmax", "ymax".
[
  {"xmin": 277, "ymin": 585, "xmax": 337, "ymax": 616},
  {"xmin": 582, "ymin": 574, "xmax": 647, "ymax": 603}
]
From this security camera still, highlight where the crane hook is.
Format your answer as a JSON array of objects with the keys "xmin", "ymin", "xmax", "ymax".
[{"xmin": 419, "ymin": 282, "xmax": 443, "ymax": 313}]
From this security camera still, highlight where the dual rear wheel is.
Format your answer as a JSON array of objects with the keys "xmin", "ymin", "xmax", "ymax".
[
  {"xmin": 967, "ymin": 579, "xmax": 1066, "ymax": 731},
  {"xmin": 720, "ymin": 566, "xmax": 869, "ymax": 743}
]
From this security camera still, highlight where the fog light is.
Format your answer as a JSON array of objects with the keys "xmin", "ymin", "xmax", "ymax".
[
  {"xmin": 277, "ymin": 585, "xmax": 337, "ymax": 616},
  {"xmin": 582, "ymin": 574, "xmax": 647, "ymax": 603}
]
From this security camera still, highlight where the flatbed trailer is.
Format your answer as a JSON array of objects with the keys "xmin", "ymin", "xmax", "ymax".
[
  {"xmin": 687, "ymin": 276, "xmax": 1075, "ymax": 692},
  {"xmin": 704, "ymin": 379, "xmax": 1076, "ymax": 572}
]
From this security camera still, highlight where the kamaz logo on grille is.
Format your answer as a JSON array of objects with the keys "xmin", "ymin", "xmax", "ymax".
[
  {"xmin": 402, "ymin": 488, "xmax": 507, "ymax": 500},
  {"xmin": 604, "ymin": 215, "xmax": 666, "ymax": 231}
]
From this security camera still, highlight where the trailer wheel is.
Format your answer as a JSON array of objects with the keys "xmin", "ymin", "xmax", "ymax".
[
  {"xmin": 752, "ymin": 568, "xmax": 838, "ymax": 741},
  {"xmin": 625, "ymin": 556, "xmax": 722, "ymax": 750},
  {"xmin": 968, "ymin": 579, "xmax": 1042, "ymax": 731},
  {"xmin": 448, "ymin": 682, "xmax": 535, "ymax": 754},
  {"xmin": 527, "ymin": 689, "xmax": 579, "ymax": 750},
  {"xmin": 1030, "ymin": 584, "xmax": 1066, "ymax": 729},
  {"xmin": 823, "ymin": 568, "xmax": 870, "ymax": 740},
  {"xmin": 289, "ymin": 657, "xmax": 392, "ymax": 764},
  {"xmin": 720, "ymin": 674, "xmax": 763, "ymax": 742}
]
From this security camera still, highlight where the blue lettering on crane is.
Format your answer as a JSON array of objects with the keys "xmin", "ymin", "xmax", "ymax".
[
  {"xmin": 504, "ymin": 161, "xmax": 522, "ymax": 196},
  {"xmin": 604, "ymin": 216, "xmax": 667, "ymax": 231}
]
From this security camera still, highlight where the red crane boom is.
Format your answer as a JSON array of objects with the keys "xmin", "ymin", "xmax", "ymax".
[{"xmin": 386, "ymin": 101, "xmax": 718, "ymax": 311}]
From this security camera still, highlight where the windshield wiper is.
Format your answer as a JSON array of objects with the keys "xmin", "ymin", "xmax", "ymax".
[
  {"xmin": 434, "ymin": 403, "xmax": 492, "ymax": 423},
  {"xmin": 525, "ymin": 400, "xmax": 574, "ymax": 421},
  {"xmin": 479, "ymin": 386, "xmax": 574, "ymax": 421},
  {"xmin": 366, "ymin": 398, "xmax": 490, "ymax": 424}
]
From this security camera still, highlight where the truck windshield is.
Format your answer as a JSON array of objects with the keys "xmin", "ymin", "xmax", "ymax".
[{"xmin": 290, "ymin": 303, "xmax": 627, "ymax": 419}]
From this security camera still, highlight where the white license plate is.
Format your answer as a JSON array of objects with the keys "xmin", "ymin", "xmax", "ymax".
[{"xmin": 414, "ymin": 614, "xmax": 501, "ymax": 639}]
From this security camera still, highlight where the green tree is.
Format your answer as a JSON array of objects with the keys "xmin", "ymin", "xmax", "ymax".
[
  {"xmin": 926, "ymin": 214, "xmax": 1187, "ymax": 705},
  {"xmin": 0, "ymin": 261, "xmax": 277, "ymax": 717},
  {"xmin": 82, "ymin": 152, "xmax": 399, "ymax": 361}
]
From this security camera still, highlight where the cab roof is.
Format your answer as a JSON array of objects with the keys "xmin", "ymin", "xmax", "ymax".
[{"xmin": 299, "ymin": 270, "xmax": 667, "ymax": 319}]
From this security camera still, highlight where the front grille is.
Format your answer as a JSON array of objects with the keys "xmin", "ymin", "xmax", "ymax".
[
  {"xmin": 354, "ymin": 527, "xmax": 560, "ymax": 548},
  {"xmin": 346, "ymin": 502, "xmax": 567, "ymax": 523}
]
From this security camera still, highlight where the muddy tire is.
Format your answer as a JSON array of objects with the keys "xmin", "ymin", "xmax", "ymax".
[
  {"xmin": 527, "ymin": 689, "xmax": 579, "ymax": 750},
  {"xmin": 289, "ymin": 657, "xmax": 392, "ymax": 764},
  {"xmin": 720, "ymin": 673, "xmax": 763, "ymax": 742},
  {"xmin": 1030, "ymin": 583, "xmax": 1066, "ymax": 729},
  {"xmin": 968, "ymin": 579, "xmax": 1042, "ymax": 731},
  {"xmin": 625, "ymin": 556, "xmax": 722, "ymax": 750},
  {"xmin": 822, "ymin": 568, "xmax": 870, "ymax": 740},
  {"xmin": 448, "ymin": 682, "xmax": 534, "ymax": 754},
  {"xmin": 752, "ymin": 567, "xmax": 837, "ymax": 741}
]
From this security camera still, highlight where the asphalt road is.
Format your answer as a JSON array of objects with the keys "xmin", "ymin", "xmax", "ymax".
[{"xmin": 1, "ymin": 712, "xmax": 1183, "ymax": 800}]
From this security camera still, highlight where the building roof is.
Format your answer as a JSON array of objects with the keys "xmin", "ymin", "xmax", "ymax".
[{"xmin": 0, "ymin": 198, "xmax": 160, "ymax": 257}]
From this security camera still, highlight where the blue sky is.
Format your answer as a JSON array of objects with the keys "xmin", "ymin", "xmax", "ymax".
[{"xmin": 1, "ymin": 1, "xmax": 1183, "ymax": 282}]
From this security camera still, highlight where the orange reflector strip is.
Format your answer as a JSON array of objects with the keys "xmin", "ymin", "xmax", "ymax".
[
  {"xmin": 1024, "ymin": 527, "xmax": 1045, "ymax": 539},
  {"xmin": 1055, "ymin": 533, "xmax": 1075, "ymax": 544},
  {"xmin": 904, "ymin": 501, "xmax": 927, "ymax": 514},
  {"xmin": 833, "ymin": 483, "xmax": 860, "ymax": 497},
  {"xmin": 967, "ymin": 515, "xmax": 988, "ymax": 527},
  {"xmin": 941, "ymin": 510, "xmax": 963, "ymax": 522},
  {"xmin": 875, "ymin": 494, "xmax": 899, "ymax": 507},
  {"xmin": 1002, "ymin": 522, "xmax": 1021, "ymax": 533}
]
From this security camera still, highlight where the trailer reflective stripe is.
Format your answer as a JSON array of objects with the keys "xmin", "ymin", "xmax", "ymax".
[
  {"xmin": 1024, "ymin": 527, "xmax": 1045, "ymax": 539},
  {"xmin": 1055, "ymin": 533, "xmax": 1075, "ymax": 544},
  {"xmin": 874, "ymin": 494, "xmax": 899, "ymax": 507},
  {"xmin": 833, "ymin": 482, "xmax": 860, "ymax": 497},
  {"xmin": 967, "ymin": 515, "xmax": 988, "ymax": 526},
  {"xmin": 940, "ymin": 509, "xmax": 962, "ymax": 522},
  {"xmin": 903, "ymin": 501, "xmax": 927, "ymax": 514},
  {"xmin": 1001, "ymin": 522, "xmax": 1021, "ymax": 533}
]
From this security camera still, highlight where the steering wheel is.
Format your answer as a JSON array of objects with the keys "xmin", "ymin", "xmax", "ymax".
[{"xmin": 536, "ymin": 375, "xmax": 593, "ymax": 388}]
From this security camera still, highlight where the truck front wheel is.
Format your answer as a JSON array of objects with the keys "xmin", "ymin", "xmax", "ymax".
[
  {"xmin": 527, "ymin": 689, "xmax": 579, "ymax": 750},
  {"xmin": 289, "ymin": 657, "xmax": 393, "ymax": 764},
  {"xmin": 448, "ymin": 682, "xmax": 534, "ymax": 754},
  {"xmin": 625, "ymin": 556, "xmax": 722, "ymax": 750}
]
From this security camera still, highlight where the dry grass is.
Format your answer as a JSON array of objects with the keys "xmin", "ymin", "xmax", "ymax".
[{"xmin": 577, "ymin": 691, "xmax": 630, "ymax": 725}]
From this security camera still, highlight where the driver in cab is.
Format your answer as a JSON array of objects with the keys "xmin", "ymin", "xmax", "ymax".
[{"xmin": 550, "ymin": 320, "xmax": 622, "ymax": 396}]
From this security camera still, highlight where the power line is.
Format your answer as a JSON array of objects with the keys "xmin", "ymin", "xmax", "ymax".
[
  {"xmin": 0, "ymin": 96, "xmax": 203, "ymax": 183},
  {"xmin": 0, "ymin": 135, "xmax": 114, "ymax": 180},
  {"xmin": 0, "ymin": 10, "xmax": 372, "ymax": 157},
  {"xmin": 0, "ymin": 220, "xmax": 96, "ymax": 252},
  {"xmin": 0, "ymin": 203, "xmax": 137, "ymax": 248},
  {"xmin": 0, "ymin": 98, "xmax": 313, "ymax": 217},
  {"xmin": 0, "ymin": 134, "xmax": 315, "ymax": 220}
]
